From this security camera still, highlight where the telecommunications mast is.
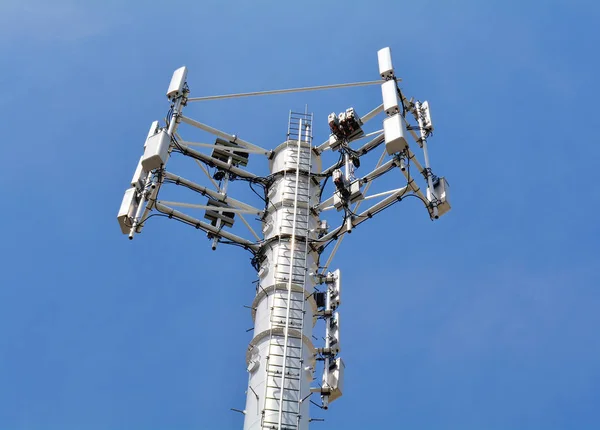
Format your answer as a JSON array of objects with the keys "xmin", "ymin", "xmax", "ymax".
[{"xmin": 117, "ymin": 47, "xmax": 450, "ymax": 430}]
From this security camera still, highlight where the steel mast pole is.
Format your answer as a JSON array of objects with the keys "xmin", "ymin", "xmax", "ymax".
[{"xmin": 243, "ymin": 113, "xmax": 319, "ymax": 430}]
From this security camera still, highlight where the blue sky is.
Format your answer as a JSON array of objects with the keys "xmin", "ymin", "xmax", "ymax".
[{"xmin": 1, "ymin": 0, "xmax": 599, "ymax": 429}]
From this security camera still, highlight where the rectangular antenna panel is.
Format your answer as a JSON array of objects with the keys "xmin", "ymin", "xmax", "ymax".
[
  {"xmin": 141, "ymin": 130, "xmax": 171, "ymax": 171},
  {"xmin": 145, "ymin": 120, "xmax": 160, "ymax": 145},
  {"xmin": 326, "ymin": 269, "xmax": 341, "ymax": 309},
  {"xmin": 131, "ymin": 156, "xmax": 148, "ymax": 190},
  {"xmin": 333, "ymin": 190, "xmax": 344, "ymax": 211},
  {"xmin": 348, "ymin": 180, "xmax": 363, "ymax": 204},
  {"xmin": 329, "ymin": 134, "xmax": 342, "ymax": 151},
  {"xmin": 427, "ymin": 177, "xmax": 451, "ymax": 217},
  {"xmin": 421, "ymin": 101, "xmax": 434, "ymax": 132},
  {"xmin": 381, "ymin": 79, "xmax": 400, "ymax": 116},
  {"xmin": 377, "ymin": 47, "xmax": 394, "ymax": 80},
  {"xmin": 330, "ymin": 312, "xmax": 341, "ymax": 354},
  {"xmin": 325, "ymin": 358, "xmax": 345, "ymax": 403},
  {"xmin": 117, "ymin": 188, "xmax": 138, "ymax": 234},
  {"xmin": 166, "ymin": 66, "xmax": 188, "ymax": 100},
  {"xmin": 383, "ymin": 114, "xmax": 408, "ymax": 155},
  {"xmin": 332, "ymin": 269, "xmax": 341, "ymax": 308}
]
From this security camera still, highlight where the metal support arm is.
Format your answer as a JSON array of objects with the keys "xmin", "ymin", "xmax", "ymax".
[
  {"xmin": 398, "ymin": 166, "xmax": 432, "ymax": 218},
  {"xmin": 355, "ymin": 132, "xmax": 385, "ymax": 156},
  {"xmin": 320, "ymin": 133, "xmax": 385, "ymax": 178},
  {"xmin": 316, "ymin": 186, "xmax": 410, "ymax": 243},
  {"xmin": 163, "ymin": 171, "xmax": 264, "ymax": 216},
  {"xmin": 180, "ymin": 115, "xmax": 269, "ymax": 154},
  {"xmin": 359, "ymin": 158, "xmax": 398, "ymax": 184},
  {"xmin": 186, "ymin": 80, "xmax": 393, "ymax": 103},
  {"xmin": 179, "ymin": 141, "xmax": 270, "ymax": 155},
  {"xmin": 153, "ymin": 202, "xmax": 258, "ymax": 250},
  {"xmin": 157, "ymin": 201, "xmax": 261, "ymax": 215},
  {"xmin": 174, "ymin": 142, "xmax": 259, "ymax": 181}
]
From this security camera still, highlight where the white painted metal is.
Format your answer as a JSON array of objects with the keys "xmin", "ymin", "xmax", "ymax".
[
  {"xmin": 316, "ymin": 104, "xmax": 384, "ymax": 152},
  {"xmin": 377, "ymin": 47, "xmax": 394, "ymax": 80},
  {"xmin": 166, "ymin": 66, "xmax": 188, "ymax": 100},
  {"xmin": 210, "ymin": 154, "xmax": 232, "ymax": 251},
  {"xmin": 244, "ymin": 112, "xmax": 319, "ymax": 430},
  {"xmin": 194, "ymin": 159, "xmax": 221, "ymax": 190},
  {"xmin": 317, "ymin": 185, "xmax": 410, "ymax": 243},
  {"xmin": 277, "ymin": 118, "xmax": 304, "ymax": 429},
  {"xmin": 415, "ymin": 101, "xmax": 438, "ymax": 219},
  {"xmin": 186, "ymin": 80, "xmax": 395, "ymax": 102},
  {"xmin": 355, "ymin": 129, "xmax": 384, "ymax": 140},
  {"xmin": 239, "ymin": 213, "xmax": 262, "ymax": 241},
  {"xmin": 119, "ymin": 48, "xmax": 450, "ymax": 430},
  {"xmin": 381, "ymin": 79, "xmax": 400, "ymax": 115},
  {"xmin": 145, "ymin": 120, "xmax": 160, "ymax": 144},
  {"xmin": 179, "ymin": 140, "xmax": 270, "ymax": 155},
  {"xmin": 153, "ymin": 202, "xmax": 258, "ymax": 249},
  {"xmin": 130, "ymin": 156, "xmax": 148, "ymax": 190},
  {"xmin": 427, "ymin": 177, "xmax": 451, "ymax": 217},
  {"xmin": 180, "ymin": 115, "xmax": 269, "ymax": 154},
  {"xmin": 162, "ymin": 171, "xmax": 263, "ymax": 215},
  {"xmin": 156, "ymin": 201, "xmax": 261, "ymax": 215},
  {"xmin": 117, "ymin": 188, "xmax": 138, "ymax": 234},
  {"xmin": 175, "ymin": 142, "xmax": 258, "ymax": 179},
  {"xmin": 131, "ymin": 94, "xmax": 185, "ymax": 239},
  {"xmin": 141, "ymin": 129, "xmax": 171, "ymax": 171},
  {"xmin": 319, "ymin": 149, "xmax": 387, "ymax": 274},
  {"xmin": 383, "ymin": 114, "xmax": 408, "ymax": 155}
]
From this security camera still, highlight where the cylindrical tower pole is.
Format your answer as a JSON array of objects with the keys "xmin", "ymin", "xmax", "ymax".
[{"xmin": 243, "ymin": 116, "xmax": 320, "ymax": 430}]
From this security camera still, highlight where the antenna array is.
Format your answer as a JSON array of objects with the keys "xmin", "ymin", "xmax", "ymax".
[{"xmin": 117, "ymin": 47, "xmax": 450, "ymax": 430}]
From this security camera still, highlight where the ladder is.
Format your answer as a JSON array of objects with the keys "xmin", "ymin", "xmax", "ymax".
[{"xmin": 262, "ymin": 111, "xmax": 313, "ymax": 429}]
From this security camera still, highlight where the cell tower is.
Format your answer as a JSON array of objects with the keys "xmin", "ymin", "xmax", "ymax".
[{"xmin": 117, "ymin": 47, "xmax": 450, "ymax": 430}]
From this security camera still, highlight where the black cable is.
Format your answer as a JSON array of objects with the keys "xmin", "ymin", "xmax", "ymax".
[
  {"xmin": 318, "ymin": 175, "xmax": 329, "ymax": 201},
  {"xmin": 249, "ymin": 181, "xmax": 266, "ymax": 203},
  {"xmin": 396, "ymin": 86, "xmax": 407, "ymax": 117},
  {"xmin": 163, "ymin": 178, "xmax": 209, "ymax": 198},
  {"xmin": 141, "ymin": 211, "xmax": 258, "ymax": 257},
  {"xmin": 165, "ymin": 107, "xmax": 174, "ymax": 128},
  {"xmin": 170, "ymin": 133, "xmax": 185, "ymax": 153},
  {"xmin": 400, "ymin": 192, "xmax": 431, "ymax": 208},
  {"xmin": 345, "ymin": 204, "xmax": 359, "ymax": 217},
  {"xmin": 319, "ymin": 148, "xmax": 346, "ymax": 200},
  {"xmin": 218, "ymin": 239, "xmax": 256, "ymax": 255},
  {"xmin": 365, "ymin": 163, "xmax": 396, "ymax": 182},
  {"xmin": 138, "ymin": 212, "xmax": 188, "ymax": 229}
]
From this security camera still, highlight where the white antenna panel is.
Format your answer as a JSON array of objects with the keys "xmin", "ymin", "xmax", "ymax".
[
  {"xmin": 145, "ymin": 120, "xmax": 160, "ymax": 145},
  {"xmin": 324, "ymin": 358, "xmax": 345, "ymax": 403},
  {"xmin": 421, "ymin": 101, "xmax": 433, "ymax": 131},
  {"xmin": 377, "ymin": 47, "xmax": 394, "ymax": 80},
  {"xmin": 383, "ymin": 114, "xmax": 408, "ymax": 155},
  {"xmin": 117, "ymin": 188, "xmax": 138, "ymax": 234},
  {"xmin": 130, "ymin": 156, "xmax": 148, "ymax": 189},
  {"xmin": 381, "ymin": 79, "xmax": 400, "ymax": 116},
  {"xmin": 141, "ymin": 129, "xmax": 171, "ymax": 171},
  {"xmin": 166, "ymin": 66, "xmax": 188, "ymax": 100},
  {"xmin": 330, "ymin": 312, "xmax": 341, "ymax": 354},
  {"xmin": 427, "ymin": 177, "xmax": 451, "ymax": 217}
]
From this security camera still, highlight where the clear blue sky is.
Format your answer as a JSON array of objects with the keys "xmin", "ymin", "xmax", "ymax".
[{"xmin": 1, "ymin": 0, "xmax": 599, "ymax": 429}]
